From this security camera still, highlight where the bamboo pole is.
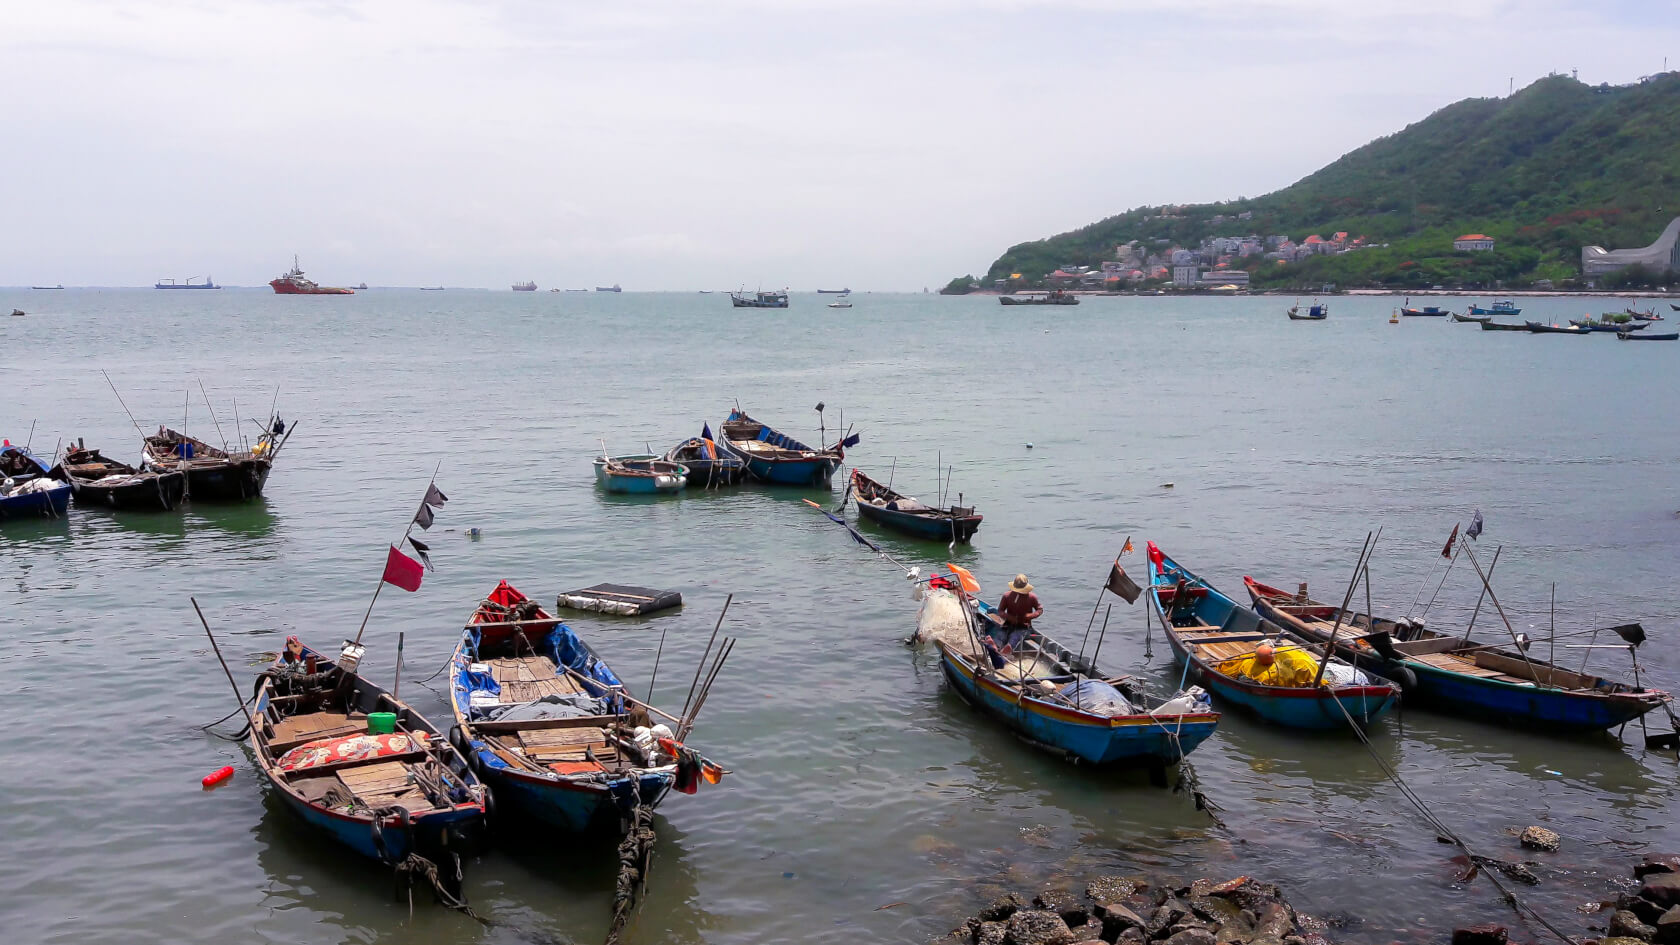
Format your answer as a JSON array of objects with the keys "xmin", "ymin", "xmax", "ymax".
[
  {"xmin": 682, "ymin": 594, "xmax": 732, "ymax": 718},
  {"xmin": 1313, "ymin": 530, "xmax": 1377, "ymax": 688},
  {"xmin": 1459, "ymin": 546, "xmax": 1502, "ymax": 644},
  {"xmin": 192, "ymin": 597, "xmax": 261, "ymax": 740},
  {"xmin": 1460, "ymin": 542, "xmax": 1553, "ymax": 688}
]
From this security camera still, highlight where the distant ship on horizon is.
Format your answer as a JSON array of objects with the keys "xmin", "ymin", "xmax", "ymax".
[
  {"xmin": 270, "ymin": 256, "xmax": 354, "ymax": 295},
  {"xmin": 156, "ymin": 276, "xmax": 219, "ymax": 289},
  {"xmin": 595, "ymin": 284, "xmax": 622, "ymax": 292},
  {"xmin": 512, "ymin": 281, "xmax": 538, "ymax": 291}
]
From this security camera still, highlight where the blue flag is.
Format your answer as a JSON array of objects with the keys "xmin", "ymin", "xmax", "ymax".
[
  {"xmin": 701, "ymin": 422, "xmax": 713, "ymax": 442},
  {"xmin": 1467, "ymin": 509, "xmax": 1484, "ymax": 541}
]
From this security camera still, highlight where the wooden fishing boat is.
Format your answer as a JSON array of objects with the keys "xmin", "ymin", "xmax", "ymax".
[
  {"xmin": 1401, "ymin": 306, "xmax": 1451, "ymax": 317},
  {"xmin": 1244, "ymin": 577, "xmax": 1671, "ymax": 732},
  {"xmin": 1468, "ymin": 299, "xmax": 1522, "ymax": 316},
  {"xmin": 0, "ymin": 444, "xmax": 71, "ymax": 521},
  {"xmin": 1285, "ymin": 301, "xmax": 1327, "ymax": 320},
  {"xmin": 1525, "ymin": 321, "xmax": 1590, "ymax": 335},
  {"xmin": 1571, "ymin": 318, "xmax": 1648, "ymax": 333},
  {"xmin": 449, "ymin": 581, "xmax": 720, "ymax": 832},
  {"xmin": 50, "ymin": 443, "xmax": 187, "ymax": 511},
  {"xmin": 1619, "ymin": 330, "xmax": 1679, "ymax": 341},
  {"xmin": 720, "ymin": 409, "xmax": 850, "ymax": 487},
  {"xmin": 249, "ymin": 638, "xmax": 487, "ymax": 871},
  {"xmin": 663, "ymin": 432, "xmax": 745, "ymax": 487},
  {"xmin": 593, "ymin": 454, "xmax": 688, "ymax": 493},
  {"xmin": 922, "ymin": 575, "xmax": 1219, "ymax": 765},
  {"xmin": 730, "ymin": 289, "xmax": 788, "ymax": 308},
  {"xmin": 1479, "ymin": 320, "xmax": 1528, "ymax": 331},
  {"xmin": 849, "ymin": 468, "xmax": 980, "ymax": 543},
  {"xmin": 1451, "ymin": 311, "xmax": 1492, "ymax": 323},
  {"xmin": 143, "ymin": 423, "xmax": 291, "ymax": 501},
  {"xmin": 1145, "ymin": 543, "xmax": 1399, "ymax": 731}
]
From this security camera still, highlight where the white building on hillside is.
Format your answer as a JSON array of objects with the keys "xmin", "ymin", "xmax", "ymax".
[{"xmin": 1453, "ymin": 233, "xmax": 1496, "ymax": 251}]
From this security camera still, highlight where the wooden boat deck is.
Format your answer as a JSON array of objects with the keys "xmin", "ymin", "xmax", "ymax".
[
  {"xmin": 511, "ymin": 725, "xmax": 620, "ymax": 765},
  {"xmin": 485, "ymin": 656, "xmax": 586, "ymax": 703},
  {"xmin": 1174, "ymin": 625, "xmax": 1269, "ymax": 662},
  {"xmin": 268, "ymin": 710, "xmax": 365, "ymax": 754}
]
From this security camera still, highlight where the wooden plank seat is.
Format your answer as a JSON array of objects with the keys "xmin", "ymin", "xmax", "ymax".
[
  {"xmin": 513, "ymin": 726, "xmax": 618, "ymax": 764},
  {"xmin": 474, "ymin": 713, "xmax": 620, "ymax": 735},
  {"xmin": 296, "ymin": 762, "xmax": 438, "ymax": 814},
  {"xmin": 267, "ymin": 711, "xmax": 366, "ymax": 754},
  {"xmin": 1411, "ymin": 651, "xmax": 1520, "ymax": 681}
]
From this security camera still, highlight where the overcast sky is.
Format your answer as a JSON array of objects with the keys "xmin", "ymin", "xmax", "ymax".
[{"xmin": 2, "ymin": 1, "xmax": 1674, "ymax": 290}]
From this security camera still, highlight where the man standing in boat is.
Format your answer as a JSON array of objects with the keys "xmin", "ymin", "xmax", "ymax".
[{"xmin": 995, "ymin": 575, "xmax": 1043, "ymax": 655}]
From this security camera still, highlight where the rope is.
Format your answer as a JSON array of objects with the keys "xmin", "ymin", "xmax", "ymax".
[
  {"xmin": 605, "ymin": 788, "xmax": 657, "ymax": 945},
  {"xmin": 393, "ymin": 852, "xmax": 495, "ymax": 926},
  {"xmin": 1324, "ymin": 691, "xmax": 1575, "ymax": 944}
]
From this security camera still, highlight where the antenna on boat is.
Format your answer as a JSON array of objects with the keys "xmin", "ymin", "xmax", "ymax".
[{"xmin": 24, "ymin": 420, "xmax": 35, "ymax": 451}]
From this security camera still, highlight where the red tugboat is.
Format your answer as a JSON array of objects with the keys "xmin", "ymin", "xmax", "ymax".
[{"xmin": 269, "ymin": 256, "xmax": 355, "ymax": 295}]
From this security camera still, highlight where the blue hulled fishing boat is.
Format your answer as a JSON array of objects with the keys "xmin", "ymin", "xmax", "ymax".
[
  {"xmin": 1467, "ymin": 299, "xmax": 1522, "ymax": 317},
  {"xmin": 0, "ymin": 443, "xmax": 71, "ymax": 521},
  {"xmin": 1245, "ymin": 576, "xmax": 1669, "ymax": 732},
  {"xmin": 1145, "ymin": 543, "xmax": 1399, "ymax": 731},
  {"xmin": 449, "ymin": 581, "xmax": 724, "ymax": 833},
  {"xmin": 849, "ymin": 468, "xmax": 981, "ymax": 542},
  {"xmin": 917, "ymin": 573, "xmax": 1219, "ymax": 765},
  {"xmin": 248, "ymin": 638, "xmax": 487, "ymax": 869},
  {"xmin": 720, "ymin": 409, "xmax": 853, "ymax": 487},
  {"xmin": 663, "ymin": 427, "xmax": 746, "ymax": 487}
]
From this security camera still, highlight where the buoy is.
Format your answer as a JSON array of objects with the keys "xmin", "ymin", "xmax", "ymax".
[
  {"xmin": 1025, "ymin": 443, "xmax": 1034, "ymax": 449},
  {"xmin": 467, "ymin": 527, "xmax": 482, "ymax": 540},
  {"xmin": 202, "ymin": 765, "xmax": 235, "ymax": 789},
  {"xmin": 1161, "ymin": 482, "xmax": 1175, "ymax": 488}
]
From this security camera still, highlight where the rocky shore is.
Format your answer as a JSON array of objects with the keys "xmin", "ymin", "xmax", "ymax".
[
  {"xmin": 932, "ymin": 874, "xmax": 1330, "ymax": 945},
  {"xmin": 1582, "ymin": 854, "xmax": 1680, "ymax": 945}
]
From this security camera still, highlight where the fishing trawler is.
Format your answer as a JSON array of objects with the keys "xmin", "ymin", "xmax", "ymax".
[{"xmin": 269, "ymin": 256, "xmax": 354, "ymax": 295}]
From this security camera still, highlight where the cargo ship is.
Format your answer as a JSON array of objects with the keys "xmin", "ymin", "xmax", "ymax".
[
  {"xmin": 269, "ymin": 256, "xmax": 354, "ymax": 295},
  {"xmin": 512, "ymin": 281, "xmax": 538, "ymax": 291},
  {"xmin": 595, "ymin": 284, "xmax": 622, "ymax": 292},
  {"xmin": 155, "ymin": 276, "xmax": 219, "ymax": 289}
]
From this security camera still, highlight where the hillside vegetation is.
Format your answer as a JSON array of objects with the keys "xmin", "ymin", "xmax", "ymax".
[{"xmin": 957, "ymin": 73, "xmax": 1680, "ymax": 290}]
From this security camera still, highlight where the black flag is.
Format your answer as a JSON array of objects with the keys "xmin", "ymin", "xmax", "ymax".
[
  {"xmin": 409, "ymin": 536, "xmax": 434, "ymax": 571},
  {"xmin": 424, "ymin": 484, "xmax": 449, "ymax": 508},
  {"xmin": 414, "ymin": 502, "xmax": 435, "ymax": 530},
  {"xmin": 1466, "ymin": 509, "xmax": 1484, "ymax": 541},
  {"xmin": 1105, "ymin": 559, "xmax": 1142, "ymax": 604}
]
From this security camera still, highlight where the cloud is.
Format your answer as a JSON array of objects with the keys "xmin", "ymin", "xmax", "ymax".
[{"xmin": 1, "ymin": 1, "xmax": 1675, "ymax": 288}]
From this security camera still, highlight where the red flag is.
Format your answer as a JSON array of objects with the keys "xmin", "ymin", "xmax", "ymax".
[
  {"xmin": 381, "ymin": 544, "xmax": 424, "ymax": 592},
  {"xmin": 1440, "ymin": 523, "xmax": 1460, "ymax": 559}
]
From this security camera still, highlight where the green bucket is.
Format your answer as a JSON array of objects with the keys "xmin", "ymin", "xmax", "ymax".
[{"xmin": 367, "ymin": 712, "xmax": 398, "ymax": 735}]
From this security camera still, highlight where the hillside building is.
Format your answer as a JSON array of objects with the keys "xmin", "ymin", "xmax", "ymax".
[
  {"xmin": 1172, "ymin": 265, "xmax": 1201, "ymax": 287},
  {"xmin": 1454, "ymin": 234, "xmax": 1496, "ymax": 251},
  {"xmin": 1581, "ymin": 217, "xmax": 1680, "ymax": 277}
]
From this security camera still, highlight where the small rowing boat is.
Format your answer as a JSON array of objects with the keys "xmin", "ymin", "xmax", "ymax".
[
  {"xmin": 448, "ymin": 581, "xmax": 723, "ymax": 832},
  {"xmin": 1479, "ymin": 320, "xmax": 1528, "ymax": 331},
  {"xmin": 249, "ymin": 638, "xmax": 487, "ymax": 873},
  {"xmin": 1401, "ymin": 306, "xmax": 1451, "ymax": 317},
  {"xmin": 720, "ymin": 409, "xmax": 852, "ymax": 487},
  {"xmin": 849, "ymin": 468, "xmax": 981, "ymax": 542},
  {"xmin": 50, "ymin": 443, "xmax": 187, "ymax": 511},
  {"xmin": 918, "ymin": 573, "xmax": 1220, "ymax": 766},
  {"xmin": 1145, "ymin": 543, "xmax": 1399, "ymax": 731},
  {"xmin": 1244, "ymin": 577, "xmax": 1671, "ymax": 732},
  {"xmin": 1571, "ymin": 317, "xmax": 1648, "ymax": 333},
  {"xmin": 593, "ymin": 454, "xmax": 688, "ymax": 493},
  {"xmin": 1286, "ymin": 301, "xmax": 1327, "ymax": 320},
  {"xmin": 663, "ymin": 429, "xmax": 746, "ymax": 487},
  {"xmin": 1451, "ymin": 311, "xmax": 1491, "ymax": 323},
  {"xmin": 1619, "ymin": 330, "xmax": 1679, "ymax": 341},
  {"xmin": 0, "ymin": 443, "xmax": 71, "ymax": 521}
]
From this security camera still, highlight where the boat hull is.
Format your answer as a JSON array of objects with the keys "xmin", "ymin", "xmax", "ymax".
[
  {"xmin": 593, "ymin": 456, "xmax": 687, "ymax": 493},
  {"xmin": 856, "ymin": 499, "xmax": 980, "ymax": 542},
  {"xmin": 473, "ymin": 760, "xmax": 673, "ymax": 833},
  {"xmin": 0, "ymin": 484, "xmax": 71, "ymax": 521},
  {"xmin": 68, "ymin": 471, "xmax": 188, "ymax": 511},
  {"xmin": 155, "ymin": 459, "xmax": 271, "ymax": 500},
  {"xmin": 938, "ymin": 643, "xmax": 1217, "ymax": 765},
  {"xmin": 743, "ymin": 454, "xmax": 837, "ymax": 486},
  {"xmin": 270, "ymin": 281, "xmax": 354, "ymax": 295}
]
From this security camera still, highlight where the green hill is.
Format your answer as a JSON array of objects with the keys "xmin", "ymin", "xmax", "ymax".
[{"xmin": 952, "ymin": 73, "xmax": 1680, "ymax": 291}]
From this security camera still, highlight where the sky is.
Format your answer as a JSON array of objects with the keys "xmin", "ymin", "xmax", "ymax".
[{"xmin": 2, "ymin": 1, "xmax": 1676, "ymax": 290}]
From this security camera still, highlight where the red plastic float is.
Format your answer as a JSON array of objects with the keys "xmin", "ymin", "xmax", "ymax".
[{"xmin": 201, "ymin": 765, "xmax": 234, "ymax": 788}]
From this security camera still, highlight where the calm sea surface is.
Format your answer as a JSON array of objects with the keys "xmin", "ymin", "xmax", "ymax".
[{"xmin": 2, "ymin": 289, "xmax": 1678, "ymax": 945}]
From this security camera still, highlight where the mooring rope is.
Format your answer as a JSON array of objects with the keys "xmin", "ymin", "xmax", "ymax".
[
  {"xmin": 1324, "ymin": 691, "xmax": 1575, "ymax": 944},
  {"xmin": 605, "ymin": 788, "xmax": 658, "ymax": 945}
]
